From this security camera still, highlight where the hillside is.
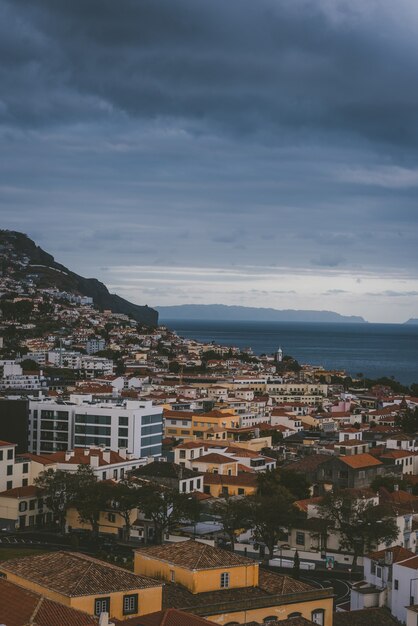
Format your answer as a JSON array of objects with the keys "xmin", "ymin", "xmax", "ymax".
[
  {"xmin": 0, "ymin": 230, "xmax": 158, "ymax": 326},
  {"xmin": 157, "ymin": 303, "xmax": 367, "ymax": 323},
  {"xmin": 405, "ymin": 318, "xmax": 418, "ymax": 325}
]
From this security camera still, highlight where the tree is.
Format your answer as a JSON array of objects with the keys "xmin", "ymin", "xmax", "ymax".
[
  {"xmin": 110, "ymin": 481, "xmax": 140, "ymax": 541},
  {"xmin": 293, "ymin": 550, "xmax": 300, "ymax": 580},
  {"xmin": 370, "ymin": 475, "xmax": 407, "ymax": 493},
  {"xmin": 34, "ymin": 469, "xmax": 75, "ymax": 534},
  {"xmin": 72, "ymin": 465, "xmax": 110, "ymax": 540},
  {"xmin": 20, "ymin": 358, "xmax": 40, "ymax": 372},
  {"xmin": 211, "ymin": 496, "xmax": 252, "ymax": 551},
  {"xmin": 318, "ymin": 490, "xmax": 399, "ymax": 567},
  {"xmin": 257, "ymin": 468, "xmax": 311, "ymax": 501},
  {"xmin": 248, "ymin": 486, "xmax": 300, "ymax": 562},
  {"xmin": 136, "ymin": 484, "xmax": 199, "ymax": 544}
]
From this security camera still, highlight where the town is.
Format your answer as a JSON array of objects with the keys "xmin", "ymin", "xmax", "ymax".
[{"xmin": 1, "ymin": 236, "xmax": 418, "ymax": 626}]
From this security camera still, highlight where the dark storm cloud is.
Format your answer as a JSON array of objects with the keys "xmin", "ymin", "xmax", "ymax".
[
  {"xmin": 1, "ymin": 0, "xmax": 418, "ymax": 148},
  {"xmin": 1, "ymin": 0, "xmax": 418, "ymax": 321}
]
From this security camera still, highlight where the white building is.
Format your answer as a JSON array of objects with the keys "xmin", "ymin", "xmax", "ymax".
[{"xmin": 28, "ymin": 395, "xmax": 163, "ymax": 458}]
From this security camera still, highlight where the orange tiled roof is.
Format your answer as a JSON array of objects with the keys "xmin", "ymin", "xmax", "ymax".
[{"xmin": 339, "ymin": 453, "xmax": 382, "ymax": 469}]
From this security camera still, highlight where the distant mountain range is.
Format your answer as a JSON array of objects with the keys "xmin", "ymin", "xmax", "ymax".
[
  {"xmin": 405, "ymin": 318, "xmax": 418, "ymax": 325},
  {"xmin": 0, "ymin": 230, "xmax": 158, "ymax": 326},
  {"xmin": 156, "ymin": 304, "xmax": 367, "ymax": 323}
]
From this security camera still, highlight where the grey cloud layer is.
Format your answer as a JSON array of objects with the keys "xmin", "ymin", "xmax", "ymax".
[{"xmin": 0, "ymin": 0, "xmax": 418, "ymax": 320}]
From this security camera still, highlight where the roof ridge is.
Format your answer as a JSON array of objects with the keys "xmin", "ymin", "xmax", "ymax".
[
  {"xmin": 193, "ymin": 542, "xmax": 208, "ymax": 569},
  {"xmin": 29, "ymin": 594, "xmax": 44, "ymax": 624}
]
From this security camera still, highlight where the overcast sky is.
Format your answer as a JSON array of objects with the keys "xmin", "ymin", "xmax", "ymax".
[{"xmin": 1, "ymin": 0, "xmax": 418, "ymax": 323}]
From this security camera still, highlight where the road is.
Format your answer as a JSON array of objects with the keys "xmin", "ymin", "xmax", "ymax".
[{"xmin": 301, "ymin": 575, "xmax": 351, "ymax": 608}]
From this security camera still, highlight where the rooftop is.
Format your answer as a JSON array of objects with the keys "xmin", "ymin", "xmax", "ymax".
[
  {"xmin": 339, "ymin": 453, "xmax": 382, "ymax": 469},
  {"xmin": 0, "ymin": 577, "xmax": 98, "ymax": 626},
  {"xmin": 136, "ymin": 539, "xmax": 254, "ymax": 570},
  {"xmin": 0, "ymin": 551, "xmax": 161, "ymax": 596}
]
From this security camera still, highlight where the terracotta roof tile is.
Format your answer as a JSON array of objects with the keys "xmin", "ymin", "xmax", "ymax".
[
  {"xmin": 136, "ymin": 539, "xmax": 254, "ymax": 570},
  {"xmin": 0, "ymin": 578, "xmax": 98, "ymax": 626},
  {"xmin": 0, "ymin": 551, "xmax": 160, "ymax": 596},
  {"xmin": 339, "ymin": 453, "xmax": 382, "ymax": 469}
]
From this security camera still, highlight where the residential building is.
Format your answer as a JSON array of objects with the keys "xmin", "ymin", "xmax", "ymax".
[
  {"xmin": 28, "ymin": 396, "xmax": 163, "ymax": 457},
  {"xmin": 0, "ymin": 551, "xmax": 163, "ymax": 621},
  {"xmin": 134, "ymin": 540, "xmax": 334, "ymax": 625}
]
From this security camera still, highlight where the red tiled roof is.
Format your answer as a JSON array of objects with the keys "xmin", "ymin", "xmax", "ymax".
[
  {"xmin": 193, "ymin": 453, "xmax": 236, "ymax": 465},
  {"xmin": 367, "ymin": 545, "xmax": 415, "ymax": 563},
  {"xmin": 0, "ymin": 577, "xmax": 98, "ymax": 626},
  {"xmin": 339, "ymin": 453, "xmax": 382, "ymax": 469},
  {"xmin": 121, "ymin": 608, "xmax": 214, "ymax": 625},
  {"xmin": 0, "ymin": 485, "xmax": 41, "ymax": 498},
  {"xmin": 0, "ymin": 551, "xmax": 160, "ymax": 596},
  {"xmin": 136, "ymin": 540, "xmax": 253, "ymax": 570},
  {"xmin": 0, "ymin": 440, "xmax": 15, "ymax": 447}
]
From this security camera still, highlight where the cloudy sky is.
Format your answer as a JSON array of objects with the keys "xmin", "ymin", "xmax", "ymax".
[{"xmin": 1, "ymin": 0, "xmax": 418, "ymax": 323}]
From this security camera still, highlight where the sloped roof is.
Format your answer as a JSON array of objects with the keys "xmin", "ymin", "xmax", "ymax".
[
  {"xmin": 133, "ymin": 461, "xmax": 201, "ymax": 480},
  {"xmin": 0, "ymin": 577, "xmax": 98, "ymax": 626},
  {"xmin": 119, "ymin": 608, "xmax": 214, "ymax": 626},
  {"xmin": 367, "ymin": 545, "xmax": 414, "ymax": 563},
  {"xmin": 0, "ymin": 551, "xmax": 160, "ymax": 596},
  {"xmin": 339, "ymin": 453, "xmax": 382, "ymax": 469},
  {"xmin": 136, "ymin": 539, "xmax": 254, "ymax": 570}
]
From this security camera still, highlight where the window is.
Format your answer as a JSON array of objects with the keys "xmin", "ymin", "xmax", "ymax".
[
  {"xmin": 19, "ymin": 501, "xmax": 27, "ymax": 512},
  {"xmin": 119, "ymin": 416, "xmax": 129, "ymax": 426},
  {"xmin": 6, "ymin": 481, "xmax": 12, "ymax": 490},
  {"xmin": 7, "ymin": 448, "xmax": 14, "ymax": 460},
  {"xmin": 118, "ymin": 439, "xmax": 128, "ymax": 448},
  {"xmin": 7, "ymin": 465, "xmax": 13, "ymax": 476},
  {"xmin": 0, "ymin": 451, "xmax": 3, "ymax": 461},
  {"xmin": 371, "ymin": 561, "xmax": 376, "ymax": 575},
  {"xmin": 311, "ymin": 609, "xmax": 325, "ymax": 625},
  {"xmin": 376, "ymin": 566, "xmax": 382, "ymax": 579},
  {"xmin": 102, "ymin": 471, "xmax": 107, "ymax": 480},
  {"xmin": 113, "ymin": 469, "xmax": 118, "ymax": 479},
  {"xmin": 179, "ymin": 450, "xmax": 186, "ymax": 459},
  {"xmin": 29, "ymin": 500, "xmax": 35, "ymax": 510},
  {"xmin": 196, "ymin": 479, "xmax": 201, "ymax": 489},
  {"xmin": 220, "ymin": 572, "xmax": 230, "ymax": 588},
  {"xmin": 22, "ymin": 479, "xmax": 28, "ymax": 487},
  {"xmin": 288, "ymin": 613, "xmax": 302, "ymax": 618},
  {"xmin": 296, "ymin": 532, "xmax": 305, "ymax": 546},
  {"xmin": 394, "ymin": 579, "xmax": 399, "ymax": 590},
  {"xmin": 94, "ymin": 597, "xmax": 110, "ymax": 616},
  {"xmin": 22, "ymin": 463, "xmax": 28, "ymax": 474},
  {"xmin": 118, "ymin": 427, "xmax": 128, "ymax": 437},
  {"xmin": 238, "ymin": 488, "xmax": 245, "ymax": 495},
  {"xmin": 170, "ymin": 569, "xmax": 175, "ymax": 582},
  {"xmin": 123, "ymin": 594, "xmax": 138, "ymax": 615},
  {"xmin": 263, "ymin": 617, "xmax": 277, "ymax": 624},
  {"xmin": 108, "ymin": 513, "xmax": 116, "ymax": 523}
]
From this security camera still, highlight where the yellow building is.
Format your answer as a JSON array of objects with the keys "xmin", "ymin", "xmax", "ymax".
[
  {"xmin": 66, "ymin": 505, "xmax": 138, "ymax": 537},
  {"xmin": 164, "ymin": 409, "xmax": 239, "ymax": 441},
  {"xmin": 203, "ymin": 472, "xmax": 258, "ymax": 498},
  {"xmin": 134, "ymin": 540, "xmax": 334, "ymax": 625},
  {"xmin": 0, "ymin": 551, "xmax": 162, "ymax": 621}
]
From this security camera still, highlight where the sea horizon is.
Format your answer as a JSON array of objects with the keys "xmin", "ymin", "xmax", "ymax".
[{"xmin": 161, "ymin": 318, "xmax": 418, "ymax": 386}]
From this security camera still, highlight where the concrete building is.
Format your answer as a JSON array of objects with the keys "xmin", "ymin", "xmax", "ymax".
[{"xmin": 28, "ymin": 395, "xmax": 163, "ymax": 457}]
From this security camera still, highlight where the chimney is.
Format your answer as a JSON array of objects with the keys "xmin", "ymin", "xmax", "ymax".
[
  {"xmin": 84, "ymin": 448, "xmax": 90, "ymax": 456},
  {"xmin": 99, "ymin": 613, "xmax": 115, "ymax": 626},
  {"xmin": 394, "ymin": 484, "xmax": 399, "ymax": 491},
  {"xmin": 118, "ymin": 447, "xmax": 127, "ymax": 459},
  {"xmin": 90, "ymin": 455, "xmax": 99, "ymax": 468},
  {"xmin": 102, "ymin": 450, "xmax": 111, "ymax": 464},
  {"xmin": 65, "ymin": 450, "xmax": 74, "ymax": 461}
]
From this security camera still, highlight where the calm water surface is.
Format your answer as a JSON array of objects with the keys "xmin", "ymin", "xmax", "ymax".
[{"xmin": 161, "ymin": 319, "xmax": 418, "ymax": 385}]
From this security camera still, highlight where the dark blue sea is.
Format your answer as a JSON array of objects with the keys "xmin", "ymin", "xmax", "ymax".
[{"xmin": 162, "ymin": 319, "xmax": 418, "ymax": 386}]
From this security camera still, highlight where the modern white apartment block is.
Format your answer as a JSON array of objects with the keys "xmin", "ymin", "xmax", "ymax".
[{"xmin": 28, "ymin": 395, "xmax": 163, "ymax": 458}]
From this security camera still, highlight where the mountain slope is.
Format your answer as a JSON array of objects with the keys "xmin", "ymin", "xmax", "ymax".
[
  {"xmin": 0, "ymin": 230, "xmax": 158, "ymax": 326},
  {"xmin": 157, "ymin": 303, "xmax": 367, "ymax": 323}
]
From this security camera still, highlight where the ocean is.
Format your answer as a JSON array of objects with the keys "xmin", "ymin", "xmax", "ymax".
[{"xmin": 161, "ymin": 319, "xmax": 418, "ymax": 386}]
